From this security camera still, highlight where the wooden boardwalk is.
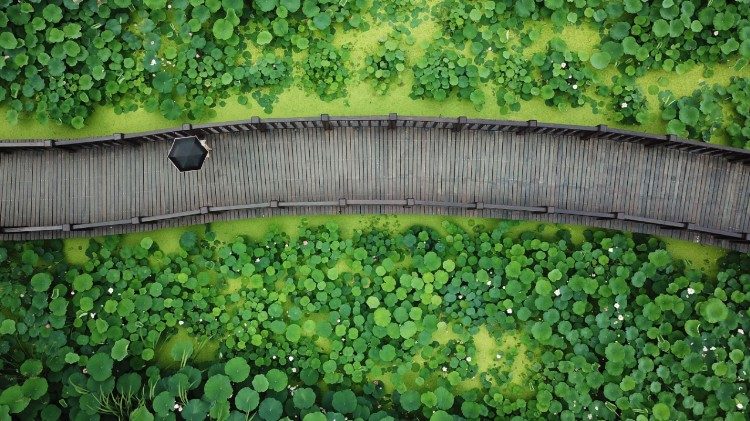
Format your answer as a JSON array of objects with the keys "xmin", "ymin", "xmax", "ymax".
[{"xmin": 1, "ymin": 127, "xmax": 749, "ymax": 250}]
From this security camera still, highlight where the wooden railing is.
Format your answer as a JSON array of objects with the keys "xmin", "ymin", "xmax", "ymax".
[
  {"xmin": 1, "ymin": 114, "xmax": 750, "ymax": 164},
  {"xmin": 1, "ymin": 198, "xmax": 749, "ymax": 245}
]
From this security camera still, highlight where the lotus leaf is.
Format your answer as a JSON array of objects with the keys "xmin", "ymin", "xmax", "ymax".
[
  {"xmin": 224, "ymin": 357, "xmax": 251, "ymax": 383},
  {"xmin": 332, "ymin": 389, "xmax": 357, "ymax": 414},
  {"xmin": 258, "ymin": 397, "xmax": 283, "ymax": 421},
  {"xmin": 292, "ymin": 387, "xmax": 316, "ymax": 409},
  {"xmin": 204, "ymin": 374, "xmax": 233, "ymax": 401},
  {"xmin": 86, "ymin": 353, "xmax": 113, "ymax": 382},
  {"xmin": 213, "ymin": 19, "xmax": 234, "ymax": 41}
]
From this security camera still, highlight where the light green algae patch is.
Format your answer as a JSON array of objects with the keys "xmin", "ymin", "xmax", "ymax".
[
  {"xmin": 664, "ymin": 237, "xmax": 727, "ymax": 277},
  {"xmin": 63, "ymin": 237, "xmax": 91, "ymax": 265},
  {"xmin": 155, "ymin": 328, "xmax": 221, "ymax": 369}
]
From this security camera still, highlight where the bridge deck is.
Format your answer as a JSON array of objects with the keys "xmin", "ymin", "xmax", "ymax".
[{"xmin": 0, "ymin": 127, "xmax": 748, "ymax": 250}]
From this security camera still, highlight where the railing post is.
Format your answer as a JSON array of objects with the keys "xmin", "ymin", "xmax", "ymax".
[
  {"xmin": 452, "ymin": 116, "xmax": 467, "ymax": 132},
  {"xmin": 581, "ymin": 124, "xmax": 607, "ymax": 140},
  {"xmin": 52, "ymin": 139, "xmax": 77, "ymax": 153},
  {"xmin": 250, "ymin": 116, "xmax": 268, "ymax": 133},
  {"xmin": 388, "ymin": 113, "xmax": 398, "ymax": 130},
  {"xmin": 114, "ymin": 132, "xmax": 139, "ymax": 148},
  {"xmin": 518, "ymin": 119, "xmax": 538, "ymax": 135},
  {"xmin": 321, "ymin": 114, "xmax": 332, "ymax": 131}
]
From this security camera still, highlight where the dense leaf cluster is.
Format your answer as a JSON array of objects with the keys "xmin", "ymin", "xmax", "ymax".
[
  {"xmin": 0, "ymin": 0, "xmax": 366, "ymax": 126},
  {"xmin": 532, "ymin": 39, "xmax": 594, "ymax": 109},
  {"xmin": 433, "ymin": 0, "xmax": 750, "ymax": 75},
  {"xmin": 362, "ymin": 34, "xmax": 408, "ymax": 96},
  {"xmin": 300, "ymin": 42, "xmax": 350, "ymax": 101},
  {"xmin": 410, "ymin": 41, "xmax": 486, "ymax": 109},
  {"xmin": 486, "ymin": 46, "xmax": 535, "ymax": 113},
  {"xmin": 0, "ymin": 220, "xmax": 749, "ymax": 419},
  {"xmin": 660, "ymin": 77, "xmax": 750, "ymax": 148},
  {"xmin": 598, "ymin": 76, "xmax": 648, "ymax": 125},
  {"xmin": 0, "ymin": 0, "xmax": 748, "ymax": 142}
]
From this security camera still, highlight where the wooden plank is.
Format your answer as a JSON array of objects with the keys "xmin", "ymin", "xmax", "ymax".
[{"xmin": 1, "ymin": 124, "xmax": 750, "ymax": 253}]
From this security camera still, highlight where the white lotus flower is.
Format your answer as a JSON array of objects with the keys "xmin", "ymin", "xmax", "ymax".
[
  {"xmin": 554, "ymin": 289, "xmax": 561, "ymax": 296},
  {"xmin": 561, "ymin": 62, "xmax": 567, "ymax": 68},
  {"xmin": 506, "ymin": 308, "xmax": 513, "ymax": 314},
  {"xmin": 621, "ymin": 102, "xmax": 628, "ymax": 108},
  {"xmin": 572, "ymin": 84, "xmax": 578, "ymax": 90}
]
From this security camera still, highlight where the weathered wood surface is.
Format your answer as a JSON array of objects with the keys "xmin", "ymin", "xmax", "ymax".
[{"xmin": 0, "ymin": 127, "xmax": 748, "ymax": 251}]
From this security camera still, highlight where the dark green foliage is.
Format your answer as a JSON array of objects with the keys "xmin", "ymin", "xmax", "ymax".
[
  {"xmin": 0, "ymin": 0, "xmax": 748, "ymax": 139},
  {"xmin": 660, "ymin": 77, "xmax": 750, "ymax": 148},
  {"xmin": 660, "ymin": 85, "xmax": 724, "ymax": 140},
  {"xmin": 410, "ymin": 40, "xmax": 485, "ymax": 108},
  {"xmin": 532, "ymin": 38, "xmax": 594, "ymax": 110},
  {"xmin": 487, "ymin": 47, "xmax": 535, "ymax": 113},
  {"xmin": 370, "ymin": 0, "xmax": 427, "ymax": 25},
  {"xmin": 0, "ymin": 219, "xmax": 749, "ymax": 419},
  {"xmin": 301, "ymin": 42, "xmax": 350, "ymax": 101},
  {"xmin": 601, "ymin": 0, "xmax": 750, "ymax": 75},
  {"xmin": 362, "ymin": 32, "xmax": 409, "ymax": 95},
  {"xmin": 722, "ymin": 77, "xmax": 750, "ymax": 149},
  {"xmin": 598, "ymin": 76, "xmax": 649, "ymax": 125},
  {"xmin": 0, "ymin": 0, "xmax": 357, "ymax": 127}
]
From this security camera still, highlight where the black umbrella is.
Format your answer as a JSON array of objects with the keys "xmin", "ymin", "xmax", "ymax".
[{"xmin": 168, "ymin": 136, "xmax": 209, "ymax": 172}]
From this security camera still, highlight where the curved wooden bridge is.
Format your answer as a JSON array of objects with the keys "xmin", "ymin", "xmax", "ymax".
[{"xmin": 1, "ymin": 117, "xmax": 749, "ymax": 251}]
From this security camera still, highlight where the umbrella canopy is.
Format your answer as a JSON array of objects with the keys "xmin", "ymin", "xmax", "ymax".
[{"xmin": 168, "ymin": 136, "xmax": 209, "ymax": 172}]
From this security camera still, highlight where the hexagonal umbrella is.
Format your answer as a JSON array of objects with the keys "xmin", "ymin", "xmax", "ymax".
[{"xmin": 168, "ymin": 136, "xmax": 210, "ymax": 172}]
